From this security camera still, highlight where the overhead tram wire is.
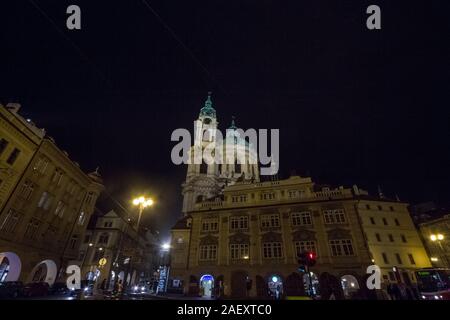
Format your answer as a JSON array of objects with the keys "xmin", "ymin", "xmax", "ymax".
[{"xmin": 140, "ymin": 0, "xmax": 229, "ymax": 97}]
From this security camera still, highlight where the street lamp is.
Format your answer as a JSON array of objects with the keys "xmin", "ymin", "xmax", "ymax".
[
  {"xmin": 132, "ymin": 196, "xmax": 154, "ymax": 231},
  {"xmin": 430, "ymin": 233, "xmax": 448, "ymax": 267}
]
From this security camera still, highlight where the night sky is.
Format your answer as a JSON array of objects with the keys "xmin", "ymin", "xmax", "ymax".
[{"xmin": 1, "ymin": 1, "xmax": 449, "ymax": 238}]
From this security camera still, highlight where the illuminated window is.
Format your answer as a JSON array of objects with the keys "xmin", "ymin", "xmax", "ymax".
[
  {"xmin": 54, "ymin": 201, "xmax": 67, "ymax": 218},
  {"xmin": 382, "ymin": 253, "xmax": 389, "ymax": 264},
  {"xmin": 230, "ymin": 244, "xmax": 249, "ymax": 260}
]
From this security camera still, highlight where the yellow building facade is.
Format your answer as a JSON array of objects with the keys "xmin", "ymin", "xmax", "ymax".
[{"xmin": 0, "ymin": 103, "xmax": 103, "ymax": 285}]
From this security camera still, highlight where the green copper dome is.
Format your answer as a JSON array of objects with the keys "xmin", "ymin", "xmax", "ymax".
[{"xmin": 199, "ymin": 92, "xmax": 216, "ymax": 118}]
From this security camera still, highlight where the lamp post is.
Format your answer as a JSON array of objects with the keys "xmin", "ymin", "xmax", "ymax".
[
  {"xmin": 123, "ymin": 196, "xmax": 154, "ymax": 289},
  {"xmin": 430, "ymin": 233, "xmax": 448, "ymax": 267},
  {"xmin": 132, "ymin": 196, "xmax": 154, "ymax": 231}
]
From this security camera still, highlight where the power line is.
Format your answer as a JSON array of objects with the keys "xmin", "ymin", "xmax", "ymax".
[
  {"xmin": 140, "ymin": 0, "xmax": 229, "ymax": 96},
  {"xmin": 27, "ymin": 0, "xmax": 110, "ymax": 85}
]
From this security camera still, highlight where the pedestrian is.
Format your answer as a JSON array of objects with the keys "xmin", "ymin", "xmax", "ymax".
[{"xmin": 387, "ymin": 283, "xmax": 395, "ymax": 300}]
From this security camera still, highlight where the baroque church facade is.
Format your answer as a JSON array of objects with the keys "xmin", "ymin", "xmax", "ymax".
[{"xmin": 169, "ymin": 94, "xmax": 431, "ymax": 299}]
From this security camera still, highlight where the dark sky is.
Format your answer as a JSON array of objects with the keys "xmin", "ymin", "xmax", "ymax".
[{"xmin": 1, "ymin": 1, "xmax": 449, "ymax": 238}]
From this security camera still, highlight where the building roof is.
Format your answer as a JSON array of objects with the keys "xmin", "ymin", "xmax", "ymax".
[{"xmin": 171, "ymin": 215, "xmax": 192, "ymax": 230}]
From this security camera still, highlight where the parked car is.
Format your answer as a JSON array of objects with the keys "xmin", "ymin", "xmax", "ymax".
[
  {"xmin": 70, "ymin": 280, "xmax": 94, "ymax": 299},
  {"xmin": 23, "ymin": 282, "xmax": 49, "ymax": 298},
  {"xmin": 49, "ymin": 282, "xmax": 70, "ymax": 296},
  {"xmin": 0, "ymin": 281, "xmax": 24, "ymax": 299}
]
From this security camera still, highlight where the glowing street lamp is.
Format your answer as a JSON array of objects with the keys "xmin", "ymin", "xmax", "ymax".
[
  {"xmin": 161, "ymin": 243, "xmax": 171, "ymax": 251},
  {"xmin": 430, "ymin": 233, "xmax": 448, "ymax": 266},
  {"xmin": 132, "ymin": 196, "xmax": 154, "ymax": 230}
]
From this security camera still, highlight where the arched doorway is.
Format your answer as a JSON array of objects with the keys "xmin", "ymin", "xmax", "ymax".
[
  {"xmin": 231, "ymin": 270, "xmax": 248, "ymax": 298},
  {"xmin": 28, "ymin": 260, "xmax": 57, "ymax": 285},
  {"xmin": 340, "ymin": 275, "xmax": 360, "ymax": 299},
  {"xmin": 303, "ymin": 272, "xmax": 320, "ymax": 297},
  {"xmin": 0, "ymin": 252, "xmax": 21, "ymax": 282},
  {"xmin": 267, "ymin": 274, "xmax": 283, "ymax": 299},
  {"xmin": 200, "ymin": 274, "xmax": 214, "ymax": 298},
  {"xmin": 285, "ymin": 272, "xmax": 304, "ymax": 296}
]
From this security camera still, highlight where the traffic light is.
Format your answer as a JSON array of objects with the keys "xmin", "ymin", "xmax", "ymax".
[
  {"xmin": 306, "ymin": 252, "xmax": 316, "ymax": 267},
  {"xmin": 298, "ymin": 251, "xmax": 316, "ymax": 267}
]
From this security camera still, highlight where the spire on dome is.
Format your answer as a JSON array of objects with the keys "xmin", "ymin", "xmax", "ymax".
[
  {"xmin": 229, "ymin": 116, "xmax": 237, "ymax": 130},
  {"xmin": 199, "ymin": 91, "xmax": 216, "ymax": 118}
]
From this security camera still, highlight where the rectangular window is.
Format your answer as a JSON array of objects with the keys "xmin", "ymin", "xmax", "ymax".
[
  {"xmin": 231, "ymin": 195, "xmax": 247, "ymax": 203},
  {"xmin": 382, "ymin": 253, "xmax": 389, "ymax": 264},
  {"xmin": 201, "ymin": 218, "xmax": 219, "ymax": 232},
  {"xmin": 260, "ymin": 192, "xmax": 276, "ymax": 200},
  {"xmin": 33, "ymin": 157, "xmax": 49, "ymax": 174},
  {"xmin": 329, "ymin": 239, "xmax": 354, "ymax": 256},
  {"xmin": 230, "ymin": 244, "xmax": 249, "ymax": 260},
  {"xmin": 199, "ymin": 245, "xmax": 217, "ymax": 261},
  {"xmin": 401, "ymin": 235, "xmax": 407, "ymax": 243},
  {"xmin": 370, "ymin": 217, "xmax": 375, "ymax": 225},
  {"xmin": 366, "ymin": 204, "xmax": 371, "ymax": 210},
  {"xmin": 408, "ymin": 254, "xmax": 416, "ymax": 265},
  {"xmin": 6, "ymin": 148, "xmax": 20, "ymax": 165},
  {"xmin": 54, "ymin": 201, "xmax": 67, "ymax": 218},
  {"xmin": 390, "ymin": 206, "xmax": 394, "ymax": 212},
  {"xmin": 37, "ymin": 191, "xmax": 54, "ymax": 210},
  {"xmin": 388, "ymin": 234, "xmax": 394, "ymax": 242},
  {"xmin": 260, "ymin": 214, "xmax": 280, "ymax": 228},
  {"xmin": 394, "ymin": 218, "xmax": 400, "ymax": 226},
  {"xmin": 288, "ymin": 190, "xmax": 299, "ymax": 198},
  {"xmin": 262, "ymin": 242, "xmax": 283, "ymax": 259},
  {"xmin": 24, "ymin": 218, "xmax": 40, "ymax": 239},
  {"xmin": 382, "ymin": 218, "xmax": 388, "ymax": 225},
  {"xmin": 230, "ymin": 216, "xmax": 249, "ymax": 231},
  {"xmin": 78, "ymin": 211, "xmax": 86, "ymax": 226},
  {"xmin": 395, "ymin": 253, "xmax": 403, "ymax": 265},
  {"xmin": 0, "ymin": 209, "xmax": 21, "ymax": 233},
  {"xmin": 376, "ymin": 233, "xmax": 381, "ymax": 242},
  {"xmin": 378, "ymin": 205, "xmax": 383, "ymax": 211},
  {"xmin": 19, "ymin": 180, "xmax": 34, "ymax": 200},
  {"xmin": 69, "ymin": 235, "xmax": 78, "ymax": 250},
  {"xmin": 86, "ymin": 192, "xmax": 94, "ymax": 204},
  {"xmin": 323, "ymin": 209, "xmax": 346, "ymax": 224},
  {"xmin": 0, "ymin": 138, "xmax": 9, "ymax": 156},
  {"xmin": 294, "ymin": 241, "xmax": 317, "ymax": 257},
  {"xmin": 291, "ymin": 211, "xmax": 312, "ymax": 226},
  {"xmin": 51, "ymin": 169, "xmax": 64, "ymax": 186}
]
